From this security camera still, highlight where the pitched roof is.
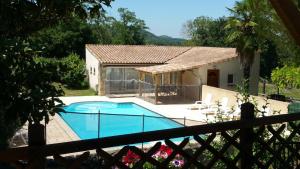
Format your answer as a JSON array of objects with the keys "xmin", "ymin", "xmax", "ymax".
[
  {"xmin": 136, "ymin": 47, "xmax": 237, "ymax": 74},
  {"xmin": 86, "ymin": 44, "xmax": 191, "ymax": 64}
]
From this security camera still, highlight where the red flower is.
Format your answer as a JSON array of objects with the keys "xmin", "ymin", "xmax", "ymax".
[
  {"xmin": 122, "ymin": 150, "xmax": 140, "ymax": 165},
  {"xmin": 159, "ymin": 145, "xmax": 173, "ymax": 156}
]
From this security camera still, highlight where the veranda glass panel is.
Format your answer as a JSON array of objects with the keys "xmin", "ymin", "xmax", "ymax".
[{"xmin": 106, "ymin": 67, "xmax": 139, "ymax": 94}]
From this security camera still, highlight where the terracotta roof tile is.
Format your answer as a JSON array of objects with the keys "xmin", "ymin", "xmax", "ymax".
[
  {"xmin": 136, "ymin": 47, "xmax": 237, "ymax": 74},
  {"xmin": 86, "ymin": 44, "xmax": 192, "ymax": 64}
]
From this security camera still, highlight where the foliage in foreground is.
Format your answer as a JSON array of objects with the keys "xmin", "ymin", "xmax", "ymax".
[
  {"xmin": 0, "ymin": 0, "xmax": 113, "ymax": 148},
  {"xmin": 0, "ymin": 42, "xmax": 63, "ymax": 148}
]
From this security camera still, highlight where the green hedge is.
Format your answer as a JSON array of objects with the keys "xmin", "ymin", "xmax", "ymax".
[{"xmin": 34, "ymin": 53, "xmax": 87, "ymax": 89}]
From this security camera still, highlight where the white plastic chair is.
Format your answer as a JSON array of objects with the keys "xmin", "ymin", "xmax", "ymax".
[
  {"xmin": 262, "ymin": 107, "xmax": 272, "ymax": 116},
  {"xmin": 200, "ymin": 97, "xmax": 230, "ymax": 122},
  {"xmin": 229, "ymin": 101, "xmax": 242, "ymax": 120},
  {"xmin": 219, "ymin": 97, "xmax": 230, "ymax": 113},
  {"xmin": 195, "ymin": 93, "xmax": 213, "ymax": 109},
  {"xmin": 209, "ymin": 97, "xmax": 230, "ymax": 114}
]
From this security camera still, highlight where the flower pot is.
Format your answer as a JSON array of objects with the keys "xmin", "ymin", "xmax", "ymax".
[{"xmin": 28, "ymin": 123, "xmax": 45, "ymax": 146}]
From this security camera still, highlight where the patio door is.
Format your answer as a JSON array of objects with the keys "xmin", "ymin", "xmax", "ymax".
[{"xmin": 207, "ymin": 69, "xmax": 220, "ymax": 88}]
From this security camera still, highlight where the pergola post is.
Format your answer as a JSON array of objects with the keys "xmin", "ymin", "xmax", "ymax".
[
  {"xmin": 177, "ymin": 71, "xmax": 183, "ymax": 96},
  {"xmin": 98, "ymin": 65, "xmax": 106, "ymax": 96},
  {"xmin": 138, "ymin": 72, "xmax": 145, "ymax": 97},
  {"xmin": 154, "ymin": 74, "xmax": 160, "ymax": 104}
]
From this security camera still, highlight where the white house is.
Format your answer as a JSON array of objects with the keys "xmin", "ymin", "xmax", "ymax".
[{"xmin": 86, "ymin": 44, "xmax": 260, "ymax": 104}]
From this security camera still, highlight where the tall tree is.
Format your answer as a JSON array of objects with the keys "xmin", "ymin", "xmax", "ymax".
[
  {"xmin": 111, "ymin": 8, "xmax": 148, "ymax": 45},
  {"xmin": 184, "ymin": 16, "xmax": 230, "ymax": 47},
  {"xmin": 29, "ymin": 17, "xmax": 98, "ymax": 58},
  {"xmin": 226, "ymin": 0, "xmax": 261, "ymax": 92}
]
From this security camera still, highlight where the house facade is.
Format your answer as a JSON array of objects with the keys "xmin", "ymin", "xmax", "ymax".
[{"xmin": 86, "ymin": 44, "xmax": 260, "ymax": 104}]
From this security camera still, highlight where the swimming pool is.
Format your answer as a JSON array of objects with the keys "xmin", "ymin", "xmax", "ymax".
[{"xmin": 60, "ymin": 101, "xmax": 182, "ymax": 139}]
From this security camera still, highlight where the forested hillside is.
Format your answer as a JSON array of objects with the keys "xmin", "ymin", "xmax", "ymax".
[{"xmin": 144, "ymin": 31, "xmax": 186, "ymax": 46}]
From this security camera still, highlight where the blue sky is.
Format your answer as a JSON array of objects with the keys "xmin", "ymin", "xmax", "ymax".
[{"xmin": 104, "ymin": 0, "xmax": 237, "ymax": 38}]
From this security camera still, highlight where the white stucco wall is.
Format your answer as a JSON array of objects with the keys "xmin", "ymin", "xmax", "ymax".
[
  {"xmin": 182, "ymin": 56, "xmax": 260, "ymax": 99},
  {"xmin": 85, "ymin": 49, "xmax": 100, "ymax": 91}
]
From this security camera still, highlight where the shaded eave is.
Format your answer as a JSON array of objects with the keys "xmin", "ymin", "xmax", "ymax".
[
  {"xmin": 101, "ymin": 63, "xmax": 164, "ymax": 67},
  {"xmin": 136, "ymin": 57, "xmax": 237, "ymax": 75}
]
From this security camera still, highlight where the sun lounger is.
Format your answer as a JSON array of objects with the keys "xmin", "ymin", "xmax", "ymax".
[
  {"xmin": 192, "ymin": 93, "xmax": 213, "ymax": 110},
  {"xmin": 208, "ymin": 97, "xmax": 230, "ymax": 114},
  {"xmin": 188, "ymin": 93, "xmax": 212, "ymax": 110}
]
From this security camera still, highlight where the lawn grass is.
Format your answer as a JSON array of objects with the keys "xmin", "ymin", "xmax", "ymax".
[
  {"xmin": 54, "ymin": 83, "xmax": 96, "ymax": 96},
  {"xmin": 258, "ymin": 82, "xmax": 300, "ymax": 100}
]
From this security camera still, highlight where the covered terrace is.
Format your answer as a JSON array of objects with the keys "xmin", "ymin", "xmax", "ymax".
[{"xmin": 136, "ymin": 47, "xmax": 237, "ymax": 104}]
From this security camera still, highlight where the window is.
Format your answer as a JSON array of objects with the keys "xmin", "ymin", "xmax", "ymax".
[
  {"xmin": 227, "ymin": 74, "xmax": 234, "ymax": 85},
  {"xmin": 170, "ymin": 72, "xmax": 177, "ymax": 85},
  {"xmin": 161, "ymin": 74, "xmax": 164, "ymax": 85},
  {"xmin": 90, "ymin": 67, "xmax": 92, "ymax": 74},
  {"xmin": 93, "ymin": 68, "xmax": 96, "ymax": 75},
  {"xmin": 145, "ymin": 74, "xmax": 153, "ymax": 84}
]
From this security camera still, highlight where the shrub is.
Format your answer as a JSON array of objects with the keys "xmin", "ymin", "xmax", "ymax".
[
  {"xmin": 271, "ymin": 66, "xmax": 300, "ymax": 93},
  {"xmin": 60, "ymin": 53, "xmax": 87, "ymax": 89}
]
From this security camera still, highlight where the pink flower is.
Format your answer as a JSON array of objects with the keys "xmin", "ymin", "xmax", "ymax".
[{"xmin": 152, "ymin": 145, "xmax": 173, "ymax": 159}]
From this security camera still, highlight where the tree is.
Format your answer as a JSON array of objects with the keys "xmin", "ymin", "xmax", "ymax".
[
  {"xmin": 183, "ymin": 16, "xmax": 230, "ymax": 47},
  {"xmin": 111, "ymin": 8, "xmax": 148, "ymax": 45},
  {"xmin": 0, "ymin": 0, "xmax": 113, "ymax": 38},
  {"xmin": 0, "ymin": 0, "xmax": 113, "ymax": 148},
  {"xmin": 260, "ymin": 41, "xmax": 280, "ymax": 78},
  {"xmin": 28, "ymin": 8, "xmax": 149, "ymax": 59},
  {"xmin": 29, "ymin": 13, "xmax": 116, "ymax": 59},
  {"xmin": 29, "ymin": 17, "xmax": 98, "ymax": 58},
  {"xmin": 226, "ymin": 0, "xmax": 261, "ymax": 92},
  {"xmin": 61, "ymin": 53, "xmax": 87, "ymax": 89},
  {"xmin": 232, "ymin": 0, "xmax": 300, "ymax": 79}
]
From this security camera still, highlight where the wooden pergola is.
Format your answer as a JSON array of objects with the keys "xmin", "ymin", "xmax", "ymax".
[
  {"xmin": 138, "ymin": 71, "xmax": 185, "ymax": 104},
  {"xmin": 269, "ymin": 0, "xmax": 300, "ymax": 47}
]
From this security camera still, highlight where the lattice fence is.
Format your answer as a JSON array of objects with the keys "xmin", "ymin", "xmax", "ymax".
[{"xmin": 82, "ymin": 122, "xmax": 299, "ymax": 169}]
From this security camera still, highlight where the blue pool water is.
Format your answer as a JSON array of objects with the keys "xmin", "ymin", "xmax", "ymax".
[{"xmin": 60, "ymin": 101, "xmax": 182, "ymax": 139}]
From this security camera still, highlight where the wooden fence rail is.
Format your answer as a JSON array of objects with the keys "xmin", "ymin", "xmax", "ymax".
[{"xmin": 1, "ymin": 103, "xmax": 300, "ymax": 168}]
